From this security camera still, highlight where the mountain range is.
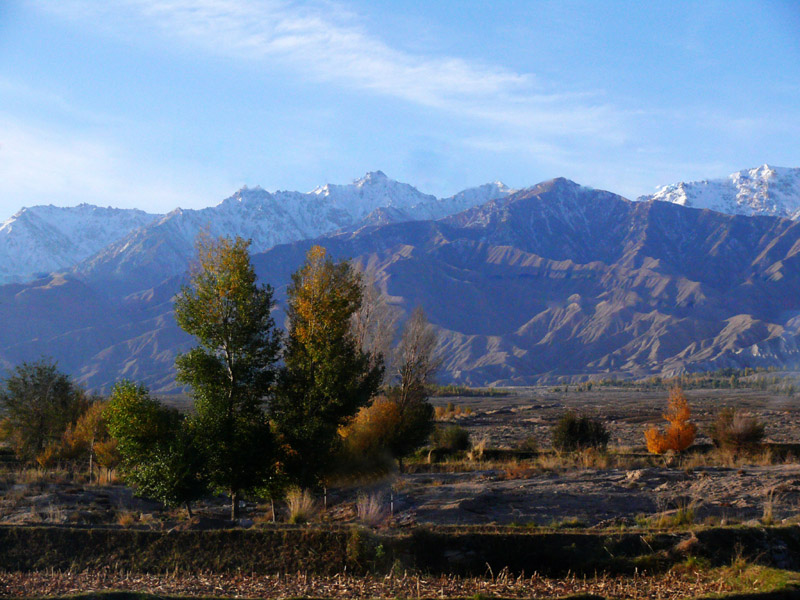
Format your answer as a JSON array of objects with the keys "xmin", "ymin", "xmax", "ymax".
[
  {"xmin": 641, "ymin": 164, "xmax": 800, "ymax": 219},
  {"xmin": 0, "ymin": 172, "xmax": 513, "ymax": 287},
  {"xmin": 1, "ymin": 166, "xmax": 799, "ymax": 391}
]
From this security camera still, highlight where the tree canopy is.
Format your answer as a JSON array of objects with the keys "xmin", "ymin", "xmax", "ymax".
[
  {"xmin": 0, "ymin": 359, "xmax": 88, "ymax": 463},
  {"xmin": 271, "ymin": 245, "xmax": 384, "ymax": 487},
  {"xmin": 174, "ymin": 235, "xmax": 281, "ymax": 518}
]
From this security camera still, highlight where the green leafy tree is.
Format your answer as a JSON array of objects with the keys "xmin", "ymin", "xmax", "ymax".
[
  {"xmin": 174, "ymin": 235, "xmax": 282, "ymax": 519},
  {"xmin": 105, "ymin": 380, "xmax": 206, "ymax": 513},
  {"xmin": 0, "ymin": 359, "xmax": 88, "ymax": 462},
  {"xmin": 271, "ymin": 245, "xmax": 383, "ymax": 488}
]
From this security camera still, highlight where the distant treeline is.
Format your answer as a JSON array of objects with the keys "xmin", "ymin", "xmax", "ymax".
[
  {"xmin": 427, "ymin": 384, "xmax": 511, "ymax": 398},
  {"xmin": 553, "ymin": 367, "xmax": 799, "ymax": 394}
]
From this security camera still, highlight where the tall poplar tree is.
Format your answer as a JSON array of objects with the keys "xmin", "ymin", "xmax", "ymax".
[
  {"xmin": 271, "ymin": 245, "xmax": 383, "ymax": 487},
  {"xmin": 174, "ymin": 235, "xmax": 282, "ymax": 519}
]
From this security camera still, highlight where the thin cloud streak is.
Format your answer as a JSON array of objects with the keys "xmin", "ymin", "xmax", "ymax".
[{"xmin": 42, "ymin": 0, "xmax": 627, "ymax": 143}]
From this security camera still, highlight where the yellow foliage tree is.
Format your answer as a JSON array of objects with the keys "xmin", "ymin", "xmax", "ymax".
[{"xmin": 644, "ymin": 386, "xmax": 697, "ymax": 455}]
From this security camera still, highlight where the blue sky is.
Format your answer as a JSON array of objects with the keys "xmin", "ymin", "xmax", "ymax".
[{"xmin": 1, "ymin": 1, "xmax": 799, "ymax": 219}]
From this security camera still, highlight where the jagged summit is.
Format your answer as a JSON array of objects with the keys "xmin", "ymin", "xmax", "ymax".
[
  {"xmin": 641, "ymin": 164, "xmax": 800, "ymax": 219},
  {"xmin": 76, "ymin": 173, "xmax": 516, "ymax": 291}
]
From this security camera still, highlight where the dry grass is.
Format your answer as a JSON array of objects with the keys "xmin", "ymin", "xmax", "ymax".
[
  {"xmin": 355, "ymin": 492, "xmax": 387, "ymax": 527},
  {"xmin": 285, "ymin": 488, "xmax": 319, "ymax": 524},
  {"xmin": 682, "ymin": 447, "xmax": 780, "ymax": 469},
  {"xmin": 466, "ymin": 435, "xmax": 488, "ymax": 461},
  {"xmin": 412, "ymin": 443, "xmax": 793, "ymax": 475},
  {"xmin": 1, "ymin": 563, "xmax": 795, "ymax": 599},
  {"xmin": 116, "ymin": 510, "xmax": 137, "ymax": 528},
  {"xmin": 762, "ymin": 487, "xmax": 781, "ymax": 525}
]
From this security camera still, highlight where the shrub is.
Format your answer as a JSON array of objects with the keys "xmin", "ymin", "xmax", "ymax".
[
  {"xmin": 356, "ymin": 492, "xmax": 387, "ymax": 527},
  {"xmin": 551, "ymin": 412, "xmax": 609, "ymax": 451},
  {"xmin": 286, "ymin": 487, "xmax": 318, "ymax": 524},
  {"xmin": 708, "ymin": 408, "xmax": 765, "ymax": 452},
  {"xmin": 516, "ymin": 436, "xmax": 539, "ymax": 453},
  {"xmin": 645, "ymin": 386, "xmax": 696, "ymax": 455},
  {"xmin": 431, "ymin": 425, "xmax": 471, "ymax": 452},
  {"xmin": 341, "ymin": 397, "xmax": 402, "ymax": 457}
]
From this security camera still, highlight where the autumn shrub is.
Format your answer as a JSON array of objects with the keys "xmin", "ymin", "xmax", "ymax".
[
  {"xmin": 551, "ymin": 412, "xmax": 609, "ymax": 452},
  {"xmin": 644, "ymin": 386, "xmax": 696, "ymax": 455},
  {"xmin": 708, "ymin": 408, "xmax": 765, "ymax": 453},
  {"xmin": 341, "ymin": 397, "xmax": 401, "ymax": 456},
  {"xmin": 336, "ymin": 397, "xmax": 398, "ymax": 480},
  {"xmin": 431, "ymin": 425, "xmax": 471, "ymax": 453}
]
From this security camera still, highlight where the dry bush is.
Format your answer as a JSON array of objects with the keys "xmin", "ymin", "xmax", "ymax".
[
  {"xmin": 551, "ymin": 412, "xmax": 609, "ymax": 452},
  {"xmin": 285, "ymin": 488, "xmax": 318, "ymax": 524},
  {"xmin": 709, "ymin": 408, "xmax": 765, "ymax": 453},
  {"xmin": 500, "ymin": 459, "xmax": 536, "ymax": 480},
  {"xmin": 516, "ymin": 436, "xmax": 539, "ymax": 453},
  {"xmin": 356, "ymin": 492, "xmax": 387, "ymax": 527},
  {"xmin": 35, "ymin": 444, "xmax": 61, "ymax": 470},
  {"xmin": 116, "ymin": 511, "xmax": 137, "ymax": 528},
  {"xmin": 431, "ymin": 425, "xmax": 471, "ymax": 452},
  {"xmin": 467, "ymin": 435, "xmax": 488, "ymax": 461},
  {"xmin": 579, "ymin": 447, "xmax": 610, "ymax": 469},
  {"xmin": 45, "ymin": 503, "xmax": 66, "ymax": 524},
  {"xmin": 645, "ymin": 386, "xmax": 696, "ymax": 455}
]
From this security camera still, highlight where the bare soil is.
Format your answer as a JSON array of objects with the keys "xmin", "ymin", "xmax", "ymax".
[{"xmin": 2, "ymin": 386, "xmax": 799, "ymax": 529}]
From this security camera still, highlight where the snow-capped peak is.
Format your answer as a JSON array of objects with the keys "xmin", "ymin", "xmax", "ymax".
[
  {"xmin": 641, "ymin": 165, "xmax": 800, "ymax": 219},
  {"xmin": 0, "ymin": 204, "xmax": 161, "ymax": 284},
  {"xmin": 56, "ymin": 172, "xmax": 517, "ymax": 290}
]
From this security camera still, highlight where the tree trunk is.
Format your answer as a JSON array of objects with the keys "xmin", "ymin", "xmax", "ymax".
[
  {"xmin": 231, "ymin": 490, "xmax": 240, "ymax": 520},
  {"xmin": 185, "ymin": 501, "xmax": 194, "ymax": 518}
]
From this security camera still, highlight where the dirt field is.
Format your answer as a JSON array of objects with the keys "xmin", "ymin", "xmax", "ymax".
[
  {"xmin": 430, "ymin": 386, "xmax": 800, "ymax": 448},
  {"xmin": 2, "ymin": 385, "xmax": 799, "ymax": 530}
]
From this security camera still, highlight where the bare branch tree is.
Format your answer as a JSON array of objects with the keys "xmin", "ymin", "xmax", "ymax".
[
  {"xmin": 350, "ymin": 267, "xmax": 400, "ymax": 380},
  {"xmin": 394, "ymin": 307, "xmax": 442, "ymax": 411}
]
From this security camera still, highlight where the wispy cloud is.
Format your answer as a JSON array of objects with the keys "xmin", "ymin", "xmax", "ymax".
[
  {"xmin": 0, "ymin": 116, "xmax": 221, "ymax": 217},
  {"xmin": 41, "ymin": 0, "xmax": 626, "ymax": 142}
]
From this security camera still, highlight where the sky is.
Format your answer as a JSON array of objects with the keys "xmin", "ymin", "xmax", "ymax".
[{"xmin": 1, "ymin": 0, "xmax": 799, "ymax": 219}]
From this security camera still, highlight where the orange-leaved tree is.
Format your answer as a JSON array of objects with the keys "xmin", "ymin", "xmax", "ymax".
[{"xmin": 644, "ymin": 386, "xmax": 696, "ymax": 455}]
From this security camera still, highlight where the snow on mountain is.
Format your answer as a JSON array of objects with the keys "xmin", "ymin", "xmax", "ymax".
[
  {"xmin": 73, "ymin": 172, "xmax": 515, "ymax": 290},
  {"xmin": 0, "ymin": 172, "xmax": 513, "ymax": 287},
  {"xmin": 0, "ymin": 204, "xmax": 160, "ymax": 284},
  {"xmin": 641, "ymin": 165, "xmax": 800, "ymax": 219}
]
